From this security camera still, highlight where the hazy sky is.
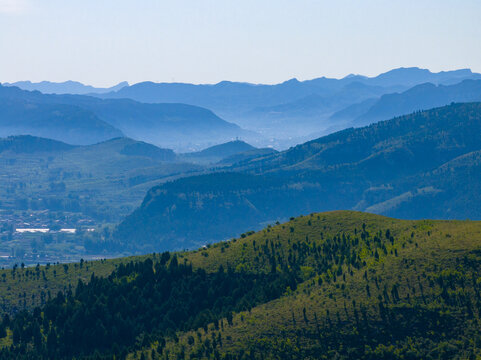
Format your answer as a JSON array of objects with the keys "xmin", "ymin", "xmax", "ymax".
[{"xmin": 1, "ymin": 0, "xmax": 480, "ymax": 86}]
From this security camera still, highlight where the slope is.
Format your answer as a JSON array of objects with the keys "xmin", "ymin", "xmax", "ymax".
[
  {"xmin": 157, "ymin": 211, "xmax": 481, "ymax": 359},
  {"xmin": 354, "ymin": 79, "xmax": 481, "ymax": 126},
  {"xmin": 217, "ymin": 147, "xmax": 278, "ymax": 166},
  {"xmin": 2, "ymin": 211, "xmax": 481, "ymax": 359},
  {"xmin": 58, "ymin": 96, "xmax": 249, "ymax": 150}
]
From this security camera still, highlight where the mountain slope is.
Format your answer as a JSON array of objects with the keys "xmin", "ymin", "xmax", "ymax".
[
  {"xmin": 115, "ymin": 102, "xmax": 481, "ymax": 250},
  {"xmin": 239, "ymin": 82, "xmax": 389, "ymax": 138},
  {"xmin": 158, "ymin": 211, "xmax": 481, "ymax": 359},
  {"xmin": 3, "ymin": 211, "xmax": 481, "ymax": 359},
  {"xmin": 354, "ymin": 79, "xmax": 481, "ymax": 126},
  {"xmin": 327, "ymin": 97, "xmax": 378, "ymax": 123},
  {"xmin": 248, "ymin": 101, "xmax": 481, "ymax": 173}
]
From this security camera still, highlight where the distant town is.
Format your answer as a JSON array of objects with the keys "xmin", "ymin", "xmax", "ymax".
[{"xmin": 0, "ymin": 209, "xmax": 113, "ymax": 267}]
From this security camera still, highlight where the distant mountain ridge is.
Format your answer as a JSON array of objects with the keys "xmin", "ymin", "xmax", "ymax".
[
  {"xmin": 5, "ymin": 68, "xmax": 481, "ymax": 149},
  {"xmin": 3, "ymin": 80, "xmax": 129, "ymax": 95},
  {"xmin": 355, "ymin": 67, "xmax": 480, "ymax": 87},
  {"xmin": 0, "ymin": 84, "xmax": 249, "ymax": 149},
  {"xmin": 95, "ymin": 67, "xmax": 481, "ymax": 141},
  {"xmin": 0, "ymin": 85, "xmax": 124, "ymax": 145},
  {"xmin": 101, "ymin": 68, "xmax": 481, "ymax": 109}
]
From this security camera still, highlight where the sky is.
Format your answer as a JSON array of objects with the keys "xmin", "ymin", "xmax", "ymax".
[{"xmin": 1, "ymin": 0, "xmax": 480, "ymax": 87}]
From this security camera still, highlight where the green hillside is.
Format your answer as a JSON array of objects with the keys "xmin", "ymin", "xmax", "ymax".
[
  {"xmin": 163, "ymin": 211, "xmax": 481, "ymax": 359},
  {"xmin": 2, "ymin": 211, "xmax": 481, "ymax": 359}
]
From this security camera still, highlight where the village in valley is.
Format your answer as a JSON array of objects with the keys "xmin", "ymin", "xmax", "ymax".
[{"xmin": 0, "ymin": 209, "xmax": 112, "ymax": 267}]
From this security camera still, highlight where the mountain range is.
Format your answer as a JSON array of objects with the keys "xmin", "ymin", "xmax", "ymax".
[
  {"xmin": 99, "ymin": 68, "xmax": 481, "ymax": 114},
  {"xmin": 115, "ymin": 102, "xmax": 481, "ymax": 251},
  {"xmin": 96, "ymin": 67, "xmax": 481, "ymax": 142},
  {"xmin": 3, "ymin": 68, "xmax": 481, "ymax": 150},
  {"xmin": 0, "ymin": 86, "xmax": 123, "ymax": 145},
  {"xmin": 0, "ymin": 84, "xmax": 248, "ymax": 149}
]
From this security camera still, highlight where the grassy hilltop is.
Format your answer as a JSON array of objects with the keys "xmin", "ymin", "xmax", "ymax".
[
  {"xmin": 1, "ymin": 211, "xmax": 481, "ymax": 359},
  {"xmin": 155, "ymin": 211, "xmax": 481, "ymax": 359}
]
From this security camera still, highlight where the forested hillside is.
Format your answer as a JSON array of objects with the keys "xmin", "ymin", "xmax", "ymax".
[
  {"xmin": 1, "ymin": 211, "xmax": 481, "ymax": 359},
  {"xmin": 116, "ymin": 102, "xmax": 481, "ymax": 250}
]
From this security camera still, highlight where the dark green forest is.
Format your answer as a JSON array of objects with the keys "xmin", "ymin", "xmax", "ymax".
[{"xmin": 0, "ymin": 255, "xmax": 298, "ymax": 359}]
